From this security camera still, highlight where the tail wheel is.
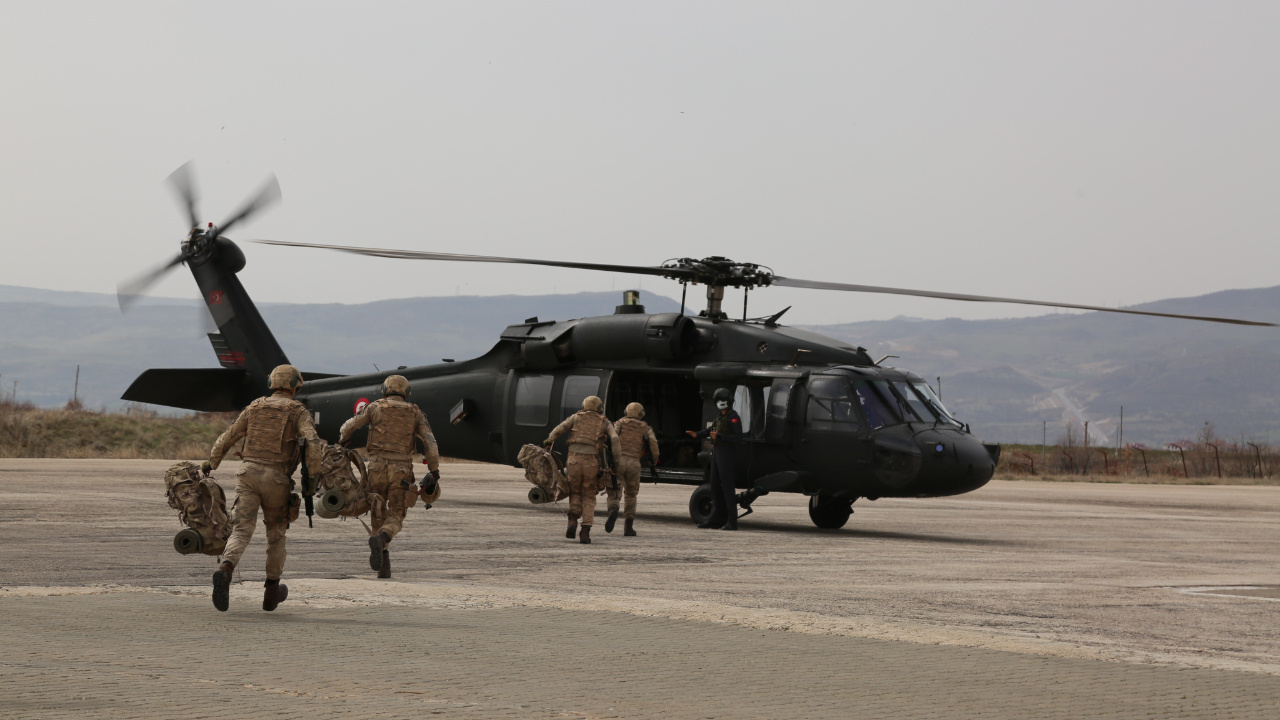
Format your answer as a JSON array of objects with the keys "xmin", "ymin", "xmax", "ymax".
[
  {"xmin": 808, "ymin": 495, "xmax": 852, "ymax": 530},
  {"xmin": 688, "ymin": 483, "xmax": 715, "ymax": 525}
]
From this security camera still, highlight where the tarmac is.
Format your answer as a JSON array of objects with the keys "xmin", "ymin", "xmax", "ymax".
[{"xmin": 1, "ymin": 458, "xmax": 1278, "ymax": 719}]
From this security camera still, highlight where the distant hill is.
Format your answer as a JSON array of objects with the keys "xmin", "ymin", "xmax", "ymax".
[
  {"xmin": 805, "ymin": 286, "xmax": 1280, "ymax": 445},
  {"xmin": 2, "ymin": 283, "xmax": 1276, "ymax": 444},
  {"xmin": 0, "ymin": 289, "xmax": 678, "ymax": 413}
]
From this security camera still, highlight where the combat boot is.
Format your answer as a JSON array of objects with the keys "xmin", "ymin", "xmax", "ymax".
[
  {"xmin": 566, "ymin": 513, "xmax": 579, "ymax": 539},
  {"xmin": 212, "ymin": 560, "xmax": 234, "ymax": 612},
  {"xmin": 369, "ymin": 531, "xmax": 390, "ymax": 571},
  {"xmin": 720, "ymin": 519, "xmax": 738, "ymax": 531},
  {"xmin": 624, "ymin": 518, "xmax": 636, "ymax": 536},
  {"xmin": 377, "ymin": 550, "xmax": 391, "ymax": 579},
  {"xmin": 604, "ymin": 507, "xmax": 619, "ymax": 534},
  {"xmin": 579, "ymin": 525, "xmax": 592, "ymax": 544},
  {"xmin": 262, "ymin": 578, "xmax": 288, "ymax": 611}
]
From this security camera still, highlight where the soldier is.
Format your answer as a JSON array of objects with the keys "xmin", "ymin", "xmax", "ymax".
[
  {"xmin": 544, "ymin": 396, "xmax": 620, "ymax": 544},
  {"xmin": 338, "ymin": 375, "xmax": 439, "ymax": 578},
  {"xmin": 685, "ymin": 387, "xmax": 743, "ymax": 531},
  {"xmin": 203, "ymin": 364, "xmax": 322, "ymax": 612},
  {"xmin": 607, "ymin": 402, "xmax": 659, "ymax": 536}
]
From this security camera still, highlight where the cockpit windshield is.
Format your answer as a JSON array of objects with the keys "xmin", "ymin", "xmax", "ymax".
[
  {"xmin": 910, "ymin": 381, "xmax": 962, "ymax": 426},
  {"xmin": 889, "ymin": 381, "xmax": 936, "ymax": 423},
  {"xmin": 852, "ymin": 379, "xmax": 900, "ymax": 430}
]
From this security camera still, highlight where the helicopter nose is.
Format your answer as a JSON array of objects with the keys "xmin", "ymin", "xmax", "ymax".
[{"xmin": 913, "ymin": 430, "xmax": 997, "ymax": 496}]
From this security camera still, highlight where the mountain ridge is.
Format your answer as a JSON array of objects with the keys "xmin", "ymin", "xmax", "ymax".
[{"xmin": 1, "ymin": 283, "xmax": 1276, "ymax": 444}]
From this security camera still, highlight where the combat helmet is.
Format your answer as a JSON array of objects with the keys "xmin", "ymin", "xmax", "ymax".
[
  {"xmin": 382, "ymin": 375, "xmax": 411, "ymax": 398},
  {"xmin": 625, "ymin": 402, "xmax": 645, "ymax": 419},
  {"xmin": 582, "ymin": 395, "xmax": 603, "ymax": 412},
  {"xmin": 268, "ymin": 365, "xmax": 304, "ymax": 391},
  {"xmin": 713, "ymin": 387, "xmax": 733, "ymax": 404}
]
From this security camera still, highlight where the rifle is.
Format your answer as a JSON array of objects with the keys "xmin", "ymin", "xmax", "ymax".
[
  {"xmin": 645, "ymin": 451, "xmax": 660, "ymax": 484},
  {"xmin": 298, "ymin": 437, "xmax": 316, "ymax": 527},
  {"xmin": 598, "ymin": 446, "xmax": 618, "ymax": 492}
]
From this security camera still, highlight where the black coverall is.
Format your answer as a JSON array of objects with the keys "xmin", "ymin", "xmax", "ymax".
[{"xmin": 696, "ymin": 409, "xmax": 743, "ymax": 527}]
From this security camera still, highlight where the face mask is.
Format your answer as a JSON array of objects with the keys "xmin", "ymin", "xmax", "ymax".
[{"xmin": 716, "ymin": 400, "xmax": 729, "ymax": 410}]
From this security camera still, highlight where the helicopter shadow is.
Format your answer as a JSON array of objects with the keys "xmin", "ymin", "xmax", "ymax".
[{"xmin": 638, "ymin": 511, "xmax": 1025, "ymax": 547}]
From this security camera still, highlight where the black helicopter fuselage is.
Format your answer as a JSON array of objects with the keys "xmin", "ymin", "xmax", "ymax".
[{"xmin": 294, "ymin": 305, "xmax": 999, "ymax": 509}]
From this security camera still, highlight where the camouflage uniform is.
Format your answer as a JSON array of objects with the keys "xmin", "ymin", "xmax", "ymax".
[
  {"xmin": 339, "ymin": 394, "xmax": 439, "ymax": 544},
  {"xmin": 546, "ymin": 397, "xmax": 620, "ymax": 541},
  {"xmin": 609, "ymin": 411, "xmax": 659, "ymax": 523},
  {"xmin": 208, "ymin": 389, "xmax": 320, "ymax": 580}
]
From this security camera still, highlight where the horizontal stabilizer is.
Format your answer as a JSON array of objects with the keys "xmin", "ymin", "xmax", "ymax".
[{"xmin": 122, "ymin": 368, "xmax": 249, "ymax": 412}]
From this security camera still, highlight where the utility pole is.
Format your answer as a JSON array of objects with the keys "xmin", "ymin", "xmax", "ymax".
[
  {"xmin": 1117, "ymin": 405, "xmax": 1123, "ymax": 456},
  {"xmin": 74, "ymin": 365, "xmax": 80, "ymax": 405},
  {"xmin": 1042, "ymin": 421, "xmax": 1046, "ymax": 468}
]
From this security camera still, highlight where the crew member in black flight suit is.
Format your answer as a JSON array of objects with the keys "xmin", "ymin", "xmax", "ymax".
[{"xmin": 686, "ymin": 387, "xmax": 743, "ymax": 531}]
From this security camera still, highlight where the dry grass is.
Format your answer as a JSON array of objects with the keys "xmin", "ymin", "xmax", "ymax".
[
  {"xmin": 0, "ymin": 400, "xmax": 231, "ymax": 460},
  {"xmin": 996, "ymin": 441, "xmax": 1280, "ymax": 486}
]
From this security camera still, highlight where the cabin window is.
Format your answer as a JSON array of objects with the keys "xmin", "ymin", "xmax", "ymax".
[
  {"xmin": 767, "ymin": 380, "xmax": 793, "ymax": 439},
  {"xmin": 853, "ymin": 379, "xmax": 900, "ymax": 430},
  {"xmin": 733, "ymin": 385, "xmax": 753, "ymax": 433},
  {"xmin": 806, "ymin": 376, "xmax": 862, "ymax": 433},
  {"xmin": 560, "ymin": 375, "xmax": 601, "ymax": 419},
  {"xmin": 514, "ymin": 374, "xmax": 554, "ymax": 426}
]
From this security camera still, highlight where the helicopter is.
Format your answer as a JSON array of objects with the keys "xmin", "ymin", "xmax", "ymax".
[{"xmin": 119, "ymin": 164, "xmax": 1275, "ymax": 529}]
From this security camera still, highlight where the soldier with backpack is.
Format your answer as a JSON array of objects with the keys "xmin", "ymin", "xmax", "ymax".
[
  {"xmin": 338, "ymin": 375, "xmax": 440, "ymax": 578},
  {"xmin": 606, "ymin": 402, "xmax": 660, "ymax": 536},
  {"xmin": 544, "ymin": 396, "xmax": 621, "ymax": 544},
  {"xmin": 202, "ymin": 364, "xmax": 323, "ymax": 612}
]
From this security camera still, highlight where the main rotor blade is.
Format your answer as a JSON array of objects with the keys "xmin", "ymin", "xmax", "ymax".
[
  {"xmin": 247, "ymin": 240, "xmax": 683, "ymax": 279},
  {"xmin": 770, "ymin": 276, "xmax": 1276, "ymax": 327},
  {"xmin": 166, "ymin": 161, "xmax": 200, "ymax": 229},
  {"xmin": 117, "ymin": 252, "xmax": 187, "ymax": 312},
  {"xmin": 217, "ymin": 174, "xmax": 282, "ymax": 236}
]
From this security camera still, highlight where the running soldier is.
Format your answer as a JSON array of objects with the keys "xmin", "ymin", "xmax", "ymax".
[
  {"xmin": 203, "ymin": 364, "xmax": 322, "ymax": 612},
  {"xmin": 607, "ymin": 402, "xmax": 659, "ymax": 536},
  {"xmin": 338, "ymin": 375, "xmax": 440, "ymax": 578},
  {"xmin": 544, "ymin": 396, "xmax": 620, "ymax": 544}
]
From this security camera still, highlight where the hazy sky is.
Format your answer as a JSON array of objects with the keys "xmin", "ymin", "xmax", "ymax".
[{"xmin": 2, "ymin": 2, "xmax": 1277, "ymax": 326}]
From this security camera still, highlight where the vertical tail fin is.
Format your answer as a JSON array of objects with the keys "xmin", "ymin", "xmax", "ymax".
[{"xmin": 189, "ymin": 237, "xmax": 290, "ymax": 388}]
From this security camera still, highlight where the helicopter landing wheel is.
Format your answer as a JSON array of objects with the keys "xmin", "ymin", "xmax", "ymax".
[
  {"xmin": 688, "ymin": 483, "xmax": 715, "ymax": 525},
  {"xmin": 808, "ymin": 495, "xmax": 852, "ymax": 530}
]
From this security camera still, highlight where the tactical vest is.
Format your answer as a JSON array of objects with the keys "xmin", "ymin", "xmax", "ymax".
[
  {"xmin": 368, "ymin": 401, "xmax": 417, "ymax": 455},
  {"xmin": 241, "ymin": 398, "xmax": 297, "ymax": 464},
  {"xmin": 616, "ymin": 417, "xmax": 650, "ymax": 458},
  {"xmin": 567, "ymin": 410, "xmax": 606, "ymax": 447}
]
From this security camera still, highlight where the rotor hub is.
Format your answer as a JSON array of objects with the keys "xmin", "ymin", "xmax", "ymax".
[{"xmin": 659, "ymin": 256, "xmax": 775, "ymax": 289}]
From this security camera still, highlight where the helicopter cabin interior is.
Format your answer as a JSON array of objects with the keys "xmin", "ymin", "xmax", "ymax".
[{"xmin": 506, "ymin": 368, "xmax": 807, "ymax": 481}]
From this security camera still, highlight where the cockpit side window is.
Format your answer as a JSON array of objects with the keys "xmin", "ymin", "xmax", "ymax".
[
  {"xmin": 853, "ymin": 379, "xmax": 900, "ymax": 430},
  {"xmin": 806, "ymin": 376, "xmax": 863, "ymax": 433}
]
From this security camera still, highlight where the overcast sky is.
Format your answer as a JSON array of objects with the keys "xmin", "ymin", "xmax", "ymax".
[{"xmin": 2, "ymin": 2, "xmax": 1277, "ymax": 326}]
